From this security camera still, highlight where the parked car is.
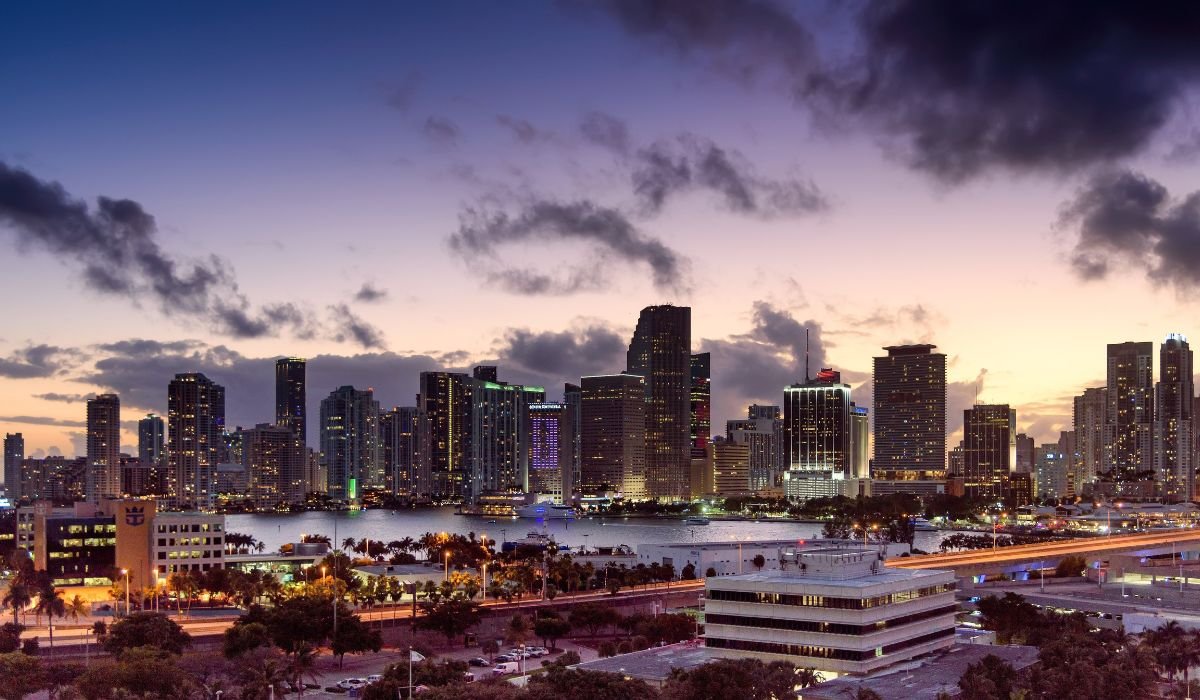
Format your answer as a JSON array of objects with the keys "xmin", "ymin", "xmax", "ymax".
[
  {"xmin": 526, "ymin": 646, "xmax": 548, "ymax": 657},
  {"xmin": 366, "ymin": 675, "xmax": 383, "ymax": 684},
  {"xmin": 336, "ymin": 679, "xmax": 367, "ymax": 690},
  {"xmin": 492, "ymin": 662, "xmax": 520, "ymax": 676},
  {"xmin": 463, "ymin": 672, "xmax": 476, "ymax": 683},
  {"xmin": 507, "ymin": 649, "xmax": 531, "ymax": 659},
  {"xmin": 493, "ymin": 654, "xmax": 517, "ymax": 663},
  {"xmin": 468, "ymin": 657, "xmax": 491, "ymax": 667}
]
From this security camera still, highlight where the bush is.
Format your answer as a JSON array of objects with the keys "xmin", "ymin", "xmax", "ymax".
[
  {"xmin": 704, "ymin": 567, "xmax": 717, "ymax": 578},
  {"xmin": 1055, "ymin": 556, "xmax": 1087, "ymax": 578},
  {"xmin": 632, "ymin": 635, "xmax": 650, "ymax": 651},
  {"xmin": 616, "ymin": 640, "xmax": 633, "ymax": 654},
  {"xmin": 598, "ymin": 641, "xmax": 617, "ymax": 658}
]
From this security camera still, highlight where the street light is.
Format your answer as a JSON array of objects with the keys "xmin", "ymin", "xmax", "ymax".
[
  {"xmin": 444, "ymin": 551, "xmax": 451, "ymax": 583},
  {"xmin": 121, "ymin": 569, "xmax": 130, "ymax": 617}
]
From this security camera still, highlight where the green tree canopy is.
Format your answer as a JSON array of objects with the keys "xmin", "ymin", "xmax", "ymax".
[{"xmin": 101, "ymin": 612, "xmax": 191, "ymax": 656}]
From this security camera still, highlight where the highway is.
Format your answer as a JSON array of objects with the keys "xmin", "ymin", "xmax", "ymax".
[{"xmin": 888, "ymin": 529, "xmax": 1200, "ymax": 570}]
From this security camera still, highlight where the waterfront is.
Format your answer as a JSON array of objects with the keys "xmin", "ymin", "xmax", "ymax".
[{"xmin": 227, "ymin": 507, "xmax": 955, "ymax": 553}]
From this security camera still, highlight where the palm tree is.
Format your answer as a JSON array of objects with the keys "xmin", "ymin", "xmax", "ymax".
[
  {"xmin": 341, "ymin": 537, "xmax": 358, "ymax": 553},
  {"xmin": 66, "ymin": 594, "xmax": 89, "ymax": 624},
  {"xmin": 34, "ymin": 583, "xmax": 66, "ymax": 655},
  {"xmin": 288, "ymin": 643, "xmax": 321, "ymax": 696},
  {"xmin": 2, "ymin": 580, "xmax": 31, "ymax": 625},
  {"xmin": 795, "ymin": 667, "xmax": 821, "ymax": 689}
]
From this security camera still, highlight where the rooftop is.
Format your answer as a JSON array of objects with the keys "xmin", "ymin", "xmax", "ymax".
[{"xmin": 573, "ymin": 640, "xmax": 718, "ymax": 684}]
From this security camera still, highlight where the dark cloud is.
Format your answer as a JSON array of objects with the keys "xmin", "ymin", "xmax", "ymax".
[
  {"xmin": 329, "ymin": 304, "xmax": 387, "ymax": 349},
  {"xmin": 496, "ymin": 115, "xmax": 554, "ymax": 145},
  {"xmin": 385, "ymin": 72, "xmax": 422, "ymax": 113},
  {"xmin": 946, "ymin": 369, "xmax": 989, "ymax": 436},
  {"xmin": 594, "ymin": 1, "xmax": 1200, "ymax": 181},
  {"xmin": 0, "ymin": 162, "xmax": 353, "ymax": 343},
  {"xmin": 422, "ymin": 116, "xmax": 461, "ymax": 145},
  {"xmin": 353, "ymin": 283, "xmax": 389, "ymax": 303},
  {"xmin": 497, "ymin": 324, "xmax": 627, "ymax": 377},
  {"xmin": 579, "ymin": 111, "xmax": 632, "ymax": 155},
  {"xmin": 33, "ymin": 392, "xmax": 94, "ymax": 403},
  {"xmin": 632, "ymin": 134, "xmax": 826, "ymax": 216},
  {"xmin": 448, "ymin": 199, "xmax": 688, "ymax": 295},
  {"xmin": 0, "ymin": 415, "xmax": 87, "ymax": 428},
  {"xmin": 0, "ymin": 344, "xmax": 77, "ymax": 379},
  {"xmin": 1060, "ymin": 170, "xmax": 1200, "ymax": 290}
]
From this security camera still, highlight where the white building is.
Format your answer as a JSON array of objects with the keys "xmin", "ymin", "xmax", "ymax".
[
  {"xmin": 152, "ymin": 511, "xmax": 226, "ymax": 577},
  {"xmin": 637, "ymin": 539, "xmax": 910, "ymax": 579},
  {"xmin": 703, "ymin": 547, "xmax": 956, "ymax": 675}
]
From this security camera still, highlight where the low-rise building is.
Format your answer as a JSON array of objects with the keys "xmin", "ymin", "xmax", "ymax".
[{"xmin": 637, "ymin": 539, "xmax": 910, "ymax": 579}]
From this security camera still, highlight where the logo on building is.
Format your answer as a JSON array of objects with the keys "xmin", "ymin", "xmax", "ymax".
[{"xmin": 125, "ymin": 506, "xmax": 146, "ymax": 526}]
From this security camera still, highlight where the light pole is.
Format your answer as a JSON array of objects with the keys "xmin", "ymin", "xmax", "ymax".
[
  {"xmin": 445, "ymin": 551, "xmax": 451, "ymax": 583},
  {"xmin": 520, "ymin": 643, "xmax": 527, "ymax": 685},
  {"xmin": 122, "ymin": 569, "xmax": 130, "ymax": 617}
]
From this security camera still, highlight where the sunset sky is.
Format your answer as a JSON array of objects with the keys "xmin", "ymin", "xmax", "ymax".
[{"xmin": 3, "ymin": 2, "xmax": 1200, "ymax": 460}]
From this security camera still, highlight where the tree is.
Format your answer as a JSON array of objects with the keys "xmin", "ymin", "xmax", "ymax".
[
  {"xmin": 569, "ymin": 603, "xmax": 620, "ymax": 637},
  {"xmin": 481, "ymin": 639, "xmax": 500, "ymax": 660},
  {"xmin": 330, "ymin": 614, "xmax": 382, "ymax": 667},
  {"xmin": 0, "ymin": 652, "xmax": 45, "ymax": 700},
  {"xmin": 533, "ymin": 613, "xmax": 572, "ymax": 650},
  {"xmin": 704, "ymin": 567, "xmax": 717, "ymax": 578},
  {"xmin": 65, "ymin": 595, "xmax": 89, "ymax": 624},
  {"xmin": 680, "ymin": 563, "xmax": 696, "ymax": 580},
  {"xmin": 287, "ymin": 643, "xmax": 321, "ymax": 696},
  {"xmin": 33, "ymin": 583, "xmax": 65, "ymax": 653},
  {"xmin": 751, "ymin": 554, "xmax": 766, "ymax": 570},
  {"xmin": 235, "ymin": 646, "xmax": 291, "ymax": 699},
  {"xmin": 505, "ymin": 613, "xmax": 532, "ymax": 646},
  {"xmin": 42, "ymin": 661, "xmax": 85, "ymax": 700},
  {"xmin": 1054, "ymin": 555, "xmax": 1087, "ymax": 578},
  {"xmin": 526, "ymin": 667, "xmax": 658, "ymax": 700},
  {"xmin": 76, "ymin": 647, "xmax": 197, "ymax": 700},
  {"xmin": 634, "ymin": 613, "xmax": 695, "ymax": 645},
  {"xmin": 0, "ymin": 623, "xmax": 22, "ymax": 654},
  {"xmin": 102, "ymin": 611, "xmax": 191, "ymax": 655},
  {"xmin": 222, "ymin": 620, "xmax": 271, "ymax": 658},
  {"xmin": 661, "ymin": 657, "xmax": 799, "ymax": 700},
  {"xmin": 416, "ymin": 597, "xmax": 483, "ymax": 646},
  {"xmin": 958, "ymin": 654, "xmax": 1017, "ymax": 700},
  {"xmin": 598, "ymin": 640, "xmax": 617, "ymax": 658},
  {"xmin": 2, "ymin": 582, "xmax": 31, "ymax": 626}
]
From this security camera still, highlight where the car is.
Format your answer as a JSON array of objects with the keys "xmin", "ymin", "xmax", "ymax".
[
  {"xmin": 507, "ymin": 649, "xmax": 531, "ymax": 659},
  {"xmin": 493, "ymin": 654, "xmax": 516, "ymax": 663},
  {"xmin": 492, "ymin": 662, "xmax": 520, "ymax": 676},
  {"xmin": 468, "ymin": 657, "xmax": 491, "ymax": 667},
  {"xmin": 463, "ymin": 672, "xmax": 476, "ymax": 683},
  {"xmin": 366, "ymin": 675, "xmax": 383, "ymax": 684},
  {"xmin": 336, "ymin": 679, "xmax": 367, "ymax": 690},
  {"xmin": 526, "ymin": 646, "xmax": 548, "ymax": 657}
]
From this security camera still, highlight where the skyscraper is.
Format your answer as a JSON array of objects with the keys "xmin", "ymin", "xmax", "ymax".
[
  {"xmin": 168, "ymin": 373, "xmax": 226, "ymax": 508},
  {"xmin": 711, "ymin": 439, "xmax": 750, "ymax": 496},
  {"xmin": 417, "ymin": 371, "xmax": 473, "ymax": 499},
  {"xmin": 138, "ymin": 414, "xmax": 165, "ymax": 466},
  {"xmin": 783, "ymin": 369, "xmax": 853, "ymax": 476},
  {"xmin": 380, "ymin": 406, "xmax": 420, "ymax": 496},
  {"xmin": 961, "ymin": 404, "xmax": 1016, "ymax": 503},
  {"xmin": 562, "ymin": 383, "xmax": 582, "ymax": 500},
  {"xmin": 1014, "ymin": 433, "xmax": 1035, "ymax": 474},
  {"xmin": 528, "ymin": 402, "xmax": 568, "ymax": 502},
  {"xmin": 1034, "ymin": 443, "xmax": 1069, "ymax": 501},
  {"xmin": 872, "ymin": 345, "xmax": 947, "ymax": 480},
  {"xmin": 241, "ymin": 423, "xmax": 307, "ymax": 507},
  {"xmin": 319, "ymin": 385, "xmax": 380, "ymax": 504},
  {"xmin": 3, "ymin": 433, "xmax": 23, "ymax": 501},
  {"xmin": 627, "ymin": 304, "xmax": 691, "ymax": 500},
  {"xmin": 1155, "ymin": 334, "xmax": 1193, "ymax": 501},
  {"xmin": 849, "ymin": 406, "xmax": 870, "ymax": 480},
  {"xmin": 580, "ymin": 374, "xmax": 646, "ymax": 499},
  {"xmin": 275, "ymin": 357, "xmax": 307, "ymax": 445},
  {"xmin": 727, "ymin": 406, "xmax": 782, "ymax": 491},
  {"xmin": 1105, "ymin": 341, "xmax": 1154, "ymax": 478},
  {"xmin": 86, "ymin": 394, "xmax": 121, "ymax": 501},
  {"xmin": 469, "ymin": 367, "xmax": 544, "ymax": 497},
  {"xmin": 1073, "ymin": 387, "xmax": 1107, "ymax": 493},
  {"xmin": 689, "ymin": 353, "xmax": 711, "ymax": 460}
]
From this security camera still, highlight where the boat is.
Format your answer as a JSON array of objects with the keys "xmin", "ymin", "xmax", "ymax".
[
  {"xmin": 912, "ymin": 517, "xmax": 938, "ymax": 532},
  {"xmin": 684, "ymin": 516, "xmax": 711, "ymax": 525},
  {"xmin": 517, "ymin": 502, "xmax": 577, "ymax": 519}
]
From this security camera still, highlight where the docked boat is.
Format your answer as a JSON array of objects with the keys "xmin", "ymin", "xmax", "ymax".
[
  {"xmin": 912, "ymin": 517, "xmax": 938, "ymax": 532},
  {"xmin": 684, "ymin": 516, "xmax": 711, "ymax": 525},
  {"xmin": 516, "ymin": 502, "xmax": 577, "ymax": 519}
]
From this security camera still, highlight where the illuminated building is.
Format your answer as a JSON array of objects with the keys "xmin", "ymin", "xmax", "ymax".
[
  {"xmin": 1105, "ymin": 341, "xmax": 1154, "ymax": 478},
  {"xmin": 563, "ymin": 383, "xmax": 582, "ymax": 499},
  {"xmin": 274, "ymin": 357, "xmax": 307, "ymax": 445},
  {"xmin": 469, "ymin": 366, "xmax": 544, "ymax": 497},
  {"xmin": 319, "ymin": 385, "xmax": 380, "ymax": 504},
  {"xmin": 241, "ymin": 423, "xmax": 307, "ymax": 508},
  {"xmin": 1155, "ymin": 334, "xmax": 1193, "ymax": 501},
  {"xmin": 168, "ymin": 373, "xmax": 226, "ymax": 509},
  {"xmin": 380, "ymin": 406, "xmax": 421, "ymax": 496},
  {"xmin": 872, "ymin": 345, "xmax": 947, "ymax": 480},
  {"xmin": 1073, "ymin": 386, "xmax": 1107, "ymax": 493},
  {"xmin": 712, "ymin": 439, "xmax": 750, "ymax": 496},
  {"xmin": 580, "ymin": 373, "xmax": 646, "ymax": 499},
  {"xmin": 1034, "ymin": 443, "xmax": 1069, "ymax": 500},
  {"xmin": 528, "ymin": 402, "xmax": 568, "ymax": 502},
  {"xmin": 627, "ymin": 304, "xmax": 691, "ymax": 500},
  {"xmin": 961, "ymin": 404, "xmax": 1016, "ymax": 503},
  {"xmin": 4, "ymin": 432, "xmax": 23, "ymax": 501},
  {"xmin": 86, "ymin": 393, "xmax": 121, "ymax": 501},
  {"xmin": 138, "ymin": 414, "xmax": 165, "ymax": 468},
  {"xmin": 850, "ymin": 406, "xmax": 869, "ymax": 479},
  {"xmin": 727, "ymin": 405, "xmax": 782, "ymax": 491},
  {"xmin": 418, "ymin": 371, "xmax": 473, "ymax": 499},
  {"xmin": 782, "ymin": 370, "xmax": 868, "ymax": 500},
  {"xmin": 690, "ymin": 353, "xmax": 711, "ymax": 459}
]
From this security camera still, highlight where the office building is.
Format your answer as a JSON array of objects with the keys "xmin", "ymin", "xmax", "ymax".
[
  {"xmin": 86, "ymin": 394, "xmax": 122, "ymax": 501},
  {"xmin": 783, "ymin": 369, "xmax": 853, "ymax": 475},
  {"xmin": 19, "ymin": 456, "xmax": 86, "ymax": 502},
  {"xmin": 872, "ymin": 345, "xmax": 947, "ymax": 480},
  {"xmin": 31, "ymin": 501, "xmax": 116, "ymax": 587},
  {"xmin": 240, "ymin": 423, "xmax": 307, "ymax": 508},
  {"xmin": 319, "ymin": 385, "xmax": 380, "ymax": 504},
  {"xmin": 138, "ymin": 414, "xmax": 165, "ymax": 467},
  {"xmin": 150, "ymin": 510, "xmax": 226, "ymax": 579},
  {"xmin": 4, "ymin": 433, "xmax": 23, "ymax": 501},
  {"xmin": 1034, "ymin": 443, "xmax": 1070, "ymax": 501},
  {"xmin": 469, "ymin": 367, "xmax": 544, "ymax": 497},
  {"xmin": 727, "ymin": 406, "xmax": 783, "ymax": 492},
  {"xmin": 380, "ymin": 406, "xmax": 421, "ymax": 496},
  {"xmin": 703, "ymin": 547, "xmax": 956, "ymax": 675},
  {"xmin": 528, "ymin": 402, "xmax": 569, "ymax": 502},
  {"xmin": 1105, "ymin": 341, "xmax": 1154, "ymax": 477},
  {"xmin": 712, "ymin": 439, "xmax": 750, "ymax": 496},
  {"xmin": 563, "ymin": 383, "xmax": 582, "ymax": 499},
  {"xmin": 961, "ymin": 404, "xmax": 1016, "ymax": 503},
  {"xmin": 1073, "ymin": 387, "xmax": 1107, "ymax": 493},
  {"xmin": 1155, "ymin": 334, "xmax": 1193, "ymax": 501},
  {"xmin": 168, "ymin": 373, "xmax": 226, "ymax": 508},
  {"xmin": 627, "ymin": 304, "xmax": 691, "ymax": 500},
  {"xmin": 580, "ymin": 374, "xmax": 646, "ymax": 498},
  {"xmin": 690, "ymin": 353, "xmax": 711, "ymax": 460},
  {"xmin": 275, "ymin": 357, "xmax": 307, "ymax": 446},
  {"xmin": 417, "ymin": 371, "xmax": 473, "ymax": 499},
  {"xmin": 1014, "ymin": 433, "xmax": 1035, "ymax": 474},
  {"xmin": 850, "ymin": 406, "xmax": 870, "ymax": 479}
]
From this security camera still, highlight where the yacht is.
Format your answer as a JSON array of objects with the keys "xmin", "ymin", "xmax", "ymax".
[
  {"xmin": 912, "ymin": 517, "xmax": 938, "ymax": 532},
  {"xmin": 516, "ymin": 502, "xmax": 577, "ymax": 519},
  {"xmin": 684, "ymin": 516, "xmax": 711, "ymax": 525}
]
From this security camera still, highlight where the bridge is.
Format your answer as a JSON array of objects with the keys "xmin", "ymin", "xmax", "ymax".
[{"xmin": 886, "ymin": 529, "xmax": 1200, "ymax": 581}]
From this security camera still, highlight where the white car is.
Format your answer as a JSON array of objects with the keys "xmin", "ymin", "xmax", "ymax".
[
  {"xmin": 526, "ymin": 647, "xmax": 548, "ymax": 657},
  {"xmin": 336, "ymin": 679, "xmax": 367, "ymax": 690},
  {"xmin": 492, "ymin": 662, "xmax": 520, "ymax": 676},
  {"xmin": 366, "ymin": 675, "xmax": 383, "ymax": 684}
]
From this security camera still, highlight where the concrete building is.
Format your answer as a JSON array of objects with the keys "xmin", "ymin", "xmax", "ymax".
[
  {"xmin": 1034, "ymin": 443, "xmax": 1070, "ymax": 501},
  {"xmin": 150, "ymin": 510, "xmax": 226, "ymax": 580},
  {"xmin": 580, "ymin": 374, "xmax": 646, "ymax": 499},
  {"xmin": 727, "ymin": 406, "xmax": 783, "ymax": 492},
  {"xmin": 637, "ymin": 539, "xmax": 911, "ymax": 578},
  {"xmin": 20, "ymin": 456, "xmax": 86, "ymax": 502},
  {"xmin": 562, "ymin": 383, "xmax": 582, "ymax": 499},
  {"xmin": 1105, "ymin": 341, "xmax": 1154, "ymax": 478},
  {"xmin": 1156, "ymin": 334, "xmax": 1193, "ymax": 501},
  {"xmin": 711, "ymin": 439, "xmax": 750, "ymax": 496},
  {"xmin": 319, "ymin": 385, "xmax": 381, "ymax": 504},
  {"xmin": 1073, "ymin": 387, "xmax": 1107, "ymax": 494},
  {"xmin": 31, "ymin": 501, "xmax": 116, "ymax": 587},
  {"xmin": 703, "ymin": 547, "xmax": 956, "ymax": 675},
  {"xmin": 627, "ymin": 304, "xmax": 691, "ymax": 501},
  {"xmin": 528, "ymin": 402, "xmax": 570, "ymax": 502},
  {"xmin": 138, "ymin": 414, "xmax": 165, "ymax": 468},
  {"xmin": 380, "ymin": 406, "xmax": 421, "ymax": 496},
  {"xmin": 86, "ymin": 393, "xmax": 122, "ymax": 501},
  {"xmin": 960, "ymin": 404, "xmax": 1017, "ymax": 503},
  {"xmin": 417, "ymin": 371, "xmax": 473, "ymax": 499},
  {"xmin": 274, "ymin": 357, "xmax": 307, "ymax": 446},
  {"xmin": 872, "ymin": 345, "xmax": 947, "ymax": 481},
  {"xmin": 782, "ymin": 369, "xmax": 868, "ymax": 500},
  {"xmin": 241, "ymin": 423, "xmax": 307, "ymax": 508},
  {"xmin": 469, "ymin": 367, "xmax": 544, "ymax": 497},
  {"xmin": 168, "ymin": 372, "xmax": 226, "ymax": 508},
  {"xmin": 4, "ymin": 433, "xmax": 23, "ymax": 501}
]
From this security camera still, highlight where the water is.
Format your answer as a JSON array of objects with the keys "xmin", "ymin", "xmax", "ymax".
[{"xmin": 226, "ymin": 508, "xmax": 952, "ymax": 553}]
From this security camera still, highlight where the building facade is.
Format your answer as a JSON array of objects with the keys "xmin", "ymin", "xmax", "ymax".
[
  {"xmin": 469, "ymin": 367, "xmax": 544, "ymax": 497},
  {"xmin": 380, "ymin": 406, "xmax": 421, "ymax": 496},
  {"xmin": 1105, "ymin": 341, "xmax": 1154, "ymax": 478},
  {"xmin": 4, "ymin": 432, "xmax": 24, "ymax": 501},
  {"xmin": 86, "ymin": 394, "xmax": 122, "ymax": 501},
  {"xmin": 580, "ymin": 374, "xmax": 646, "ymax": 498},
  {"xmin": 319, "ymin": 385, "xmax": 381, "ymax": 504},
  {"xmin": 960, "ymin": 404, "xmax": 1017, "ymax": 503},
  {"xmin": 1155, "ymin": 334, "xmax": 1193, "ymax": 501},
  {"xmin": 417, "ymin": 371, "xmax": 473, "ymax": 499},
  {"xmin": 872, "ymin": 345, "xmax": 947, "ymax": 480},
  {"xmin": 138, "ymin": 414, "xmax": 165, "ymax": 468},
  {"xmin": 528, "ymin": 402, "xmax": 569, "ymax": 501},
  {"xmin": 627, "ymin": 305, "xmax": 691, "ymax": 500},
  {"xmin": 727, "ymin": 406, "xmax": 783, "ymax": 492},
  {"xmin": 1073, "ymin": 387, "xmax": 1107, "ymax": 493},
  {"xmin": 241, "ymin": 423, "xmax": 307, "ymax": 508},
  {"xmin": 274, "ymin": 357, "xmax": 307, "ymax": 446},
  {"xmin": 712, "ymin": 439, "xmax": 751, "ymax": 496},
  {"xmin": 167, "ymin": 373, "xmax": 226, "ymax": 508}
]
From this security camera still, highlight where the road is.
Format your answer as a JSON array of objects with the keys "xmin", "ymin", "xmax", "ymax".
[{"xmin": 888, "ymin": 529, "xmax": 1200, "ymax": 570}]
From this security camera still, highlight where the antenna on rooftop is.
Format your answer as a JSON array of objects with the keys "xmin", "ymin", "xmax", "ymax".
[{"xmin": 805, "ymin": 328, "xmax": 810, "ymax": 382}]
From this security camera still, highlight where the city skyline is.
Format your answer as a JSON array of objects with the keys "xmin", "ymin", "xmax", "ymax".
[{"xmin": 4, "ymin": 3, "xmax": 1200, "ymax": 459}]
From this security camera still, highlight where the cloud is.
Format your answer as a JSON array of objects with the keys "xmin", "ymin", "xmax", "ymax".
[
  {"xmin": 33, "ymin": 392, "xmax": 94, "ymax": 403},
  {"xmin": 632, "ymin": 134, "xmax": 826, "ymax": 216},
  {"xmin": 0, "ymin": 415, "xmax": 87, "ymax": 428},
  {"xmin": 329, "ymin": 304, "xmax": 387, "ymax": 349},
  {"xmin": 946, "ymin": 368, "xmax": 988, "ymax": 437},
  {"xmin": 0, "ymin": 161, "xmax": 364, "ymax": 344},
  {"xmin": 496, "ymin": 115, "xmax": 555, "ymax": 145},
  {"xmin": 353, "ymin": 283, "xmax": 389, "ymax": 303},
  {"xmin": 1060, "ymin": 170, "xmax": 1200, "ymax": 290},
  {"xmin": 448, "ymin": 199, "xmax": 688, "ymax": 295},
  {"xmin": 594, "ymin": 1, "xmax": 1200, "ymax": 181},
  {"xmin": 579, "ymin": 111, "xmax": 632, "ymax": 155},
  {"xmin": 385, "ymin": 72, "xmax": 422, "ymax": 113},
  {"xmin": 0, "ymin": 344, "xmax": 77, "ymax": 379},
  {"xmin": 422, "ymin": 116, "xmax": 461, "ymax": 145},
  {"xmin": 497, "ymin": 324, "xmax": 628, "ymax": 377}
]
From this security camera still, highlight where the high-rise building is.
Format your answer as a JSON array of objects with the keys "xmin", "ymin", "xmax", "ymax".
[
  {"xmin": 528, "ymin": 402, "xmax": 568, "ymax": 502},
  {"xmin": 727, "ymin": 406, "xmax": 783, "ymax": 491},
  {"xmin": 417, "ymin": 371, "xmax": 473, "ymax": 499},
  {"xmin": 1073, "ymin": 387, "xmax": 1107, "ymax": 493},
  {"xmin": 469, "ymin": 367, "xmax": 544, "ymax": 497},
  {"xmin": 4, "ymin": 433, "xmax": 25, "ymax": 501},
  {"xmin": 850, "ymin": 405, "xmax": 870, "ymax": 479},
  {"xmin": 1014, "ymin": 433, "xmax": 1035, "ymax": 474},
  {"xmin": 783, "ymin": 369, "xmax": 853, "ymax": 475},
  {"xmin": 86, "ymin": 394, "xmax": 122, "ymax": 501},
  {"xmin": 711, "ymin": 439, "xmax": 750, "ymax": 496},
  {"xmin": 168, "ymin": 373, "xmax": 226, "ymax": 508},
  {"xmin": 1105, "ymin": 341, "xmax": 1154, "ymax": 478},
  {"xmin": 961, "ymin": 404, "xmax": 1016, "ymax": 503},
  {"xmin": 240, "ymin": 423, "xmax": 307, "ymax": 507},
  {"xmin": 562, "ymin": 383, "xmax": 582, "ymax": 500},
  {"xmin": 274, "ymin": 358, "xmax": 307, "ymax": 446},
  {"xmin": 1058, "ymin": 430, "xmax": 1078, "ymax": 499},
  {"xmin": 319, "ymin": 386, "xmax": 380, "ymax": 504},
  {"xmin": 580, "ymin": 374, "xmax": 646, "ymax": 498},
  {"xmin": 627, "ymin": 304, "xmax": 691, "ymax": 500},
  {"xmin": 690, "ymin": 353, "xmax": 711, "ymax": 460},
  {"xmin": 1155, "ymin": 334, "xmax": 1193, "ymax": 501},
  {"xmin": 872, "ymin": 345, "xmax": 947, "ymax": 479},
  {"xmin": 1034, "ymin": 443, "xmax": 1069, "ymax": 501},
  {"xmin": 138, "ymin": 414, "xmax": 165, "ymax": 466},
  {"xmin": 380, "ymin": 406, "xmax": 421, "ymax": 496}
]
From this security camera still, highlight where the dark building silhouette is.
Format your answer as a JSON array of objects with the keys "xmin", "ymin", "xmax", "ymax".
[
  {"xmin": 1156, "ymin": 334, "xmax": 1193, "ymax": 501},
  {"xmin": 168, "ymin": 373, "xmax": 226, "ymax": 508},
  {"xmin": 381, "ymin": 406, "xmax": 421, "ymax": 496},
  {"xmin": 86, "ymin": 394, "xmax": 122, "ymax": 501},
  {"xmin": 872, "ymin": 345, "xmax": 947, "ymax": 480},
  {"xmin": 4, "ymin": 432, "xmax": 24, "ymax": 501},
  {"xmin": 418, "ymin": 371, "xmax": 473, "ymax": 499},
  {"xmin": 627, "ymin": 304, "xmax": 691, "ymax": 500},
  {"xmin": 580, "ymin": 374, "xmax": 646, "ymax": 498},
  {"xmin": 275, "ymin": 357, "xmax": 307, "ymax": 446},
  {"xmin": 319, "ymin": 385, "xmax": 380, "ymax": 503},
  {"xmin": 690, "ymin": 353, "xmax": 711, "ymax": 460},
  {"xmin": 563, "ymin": 383, "xmax": 582, "ymax": 499},
  {"xmin": 961, "ymin": 404, "xmax": 1016, "ymax": 503}
]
